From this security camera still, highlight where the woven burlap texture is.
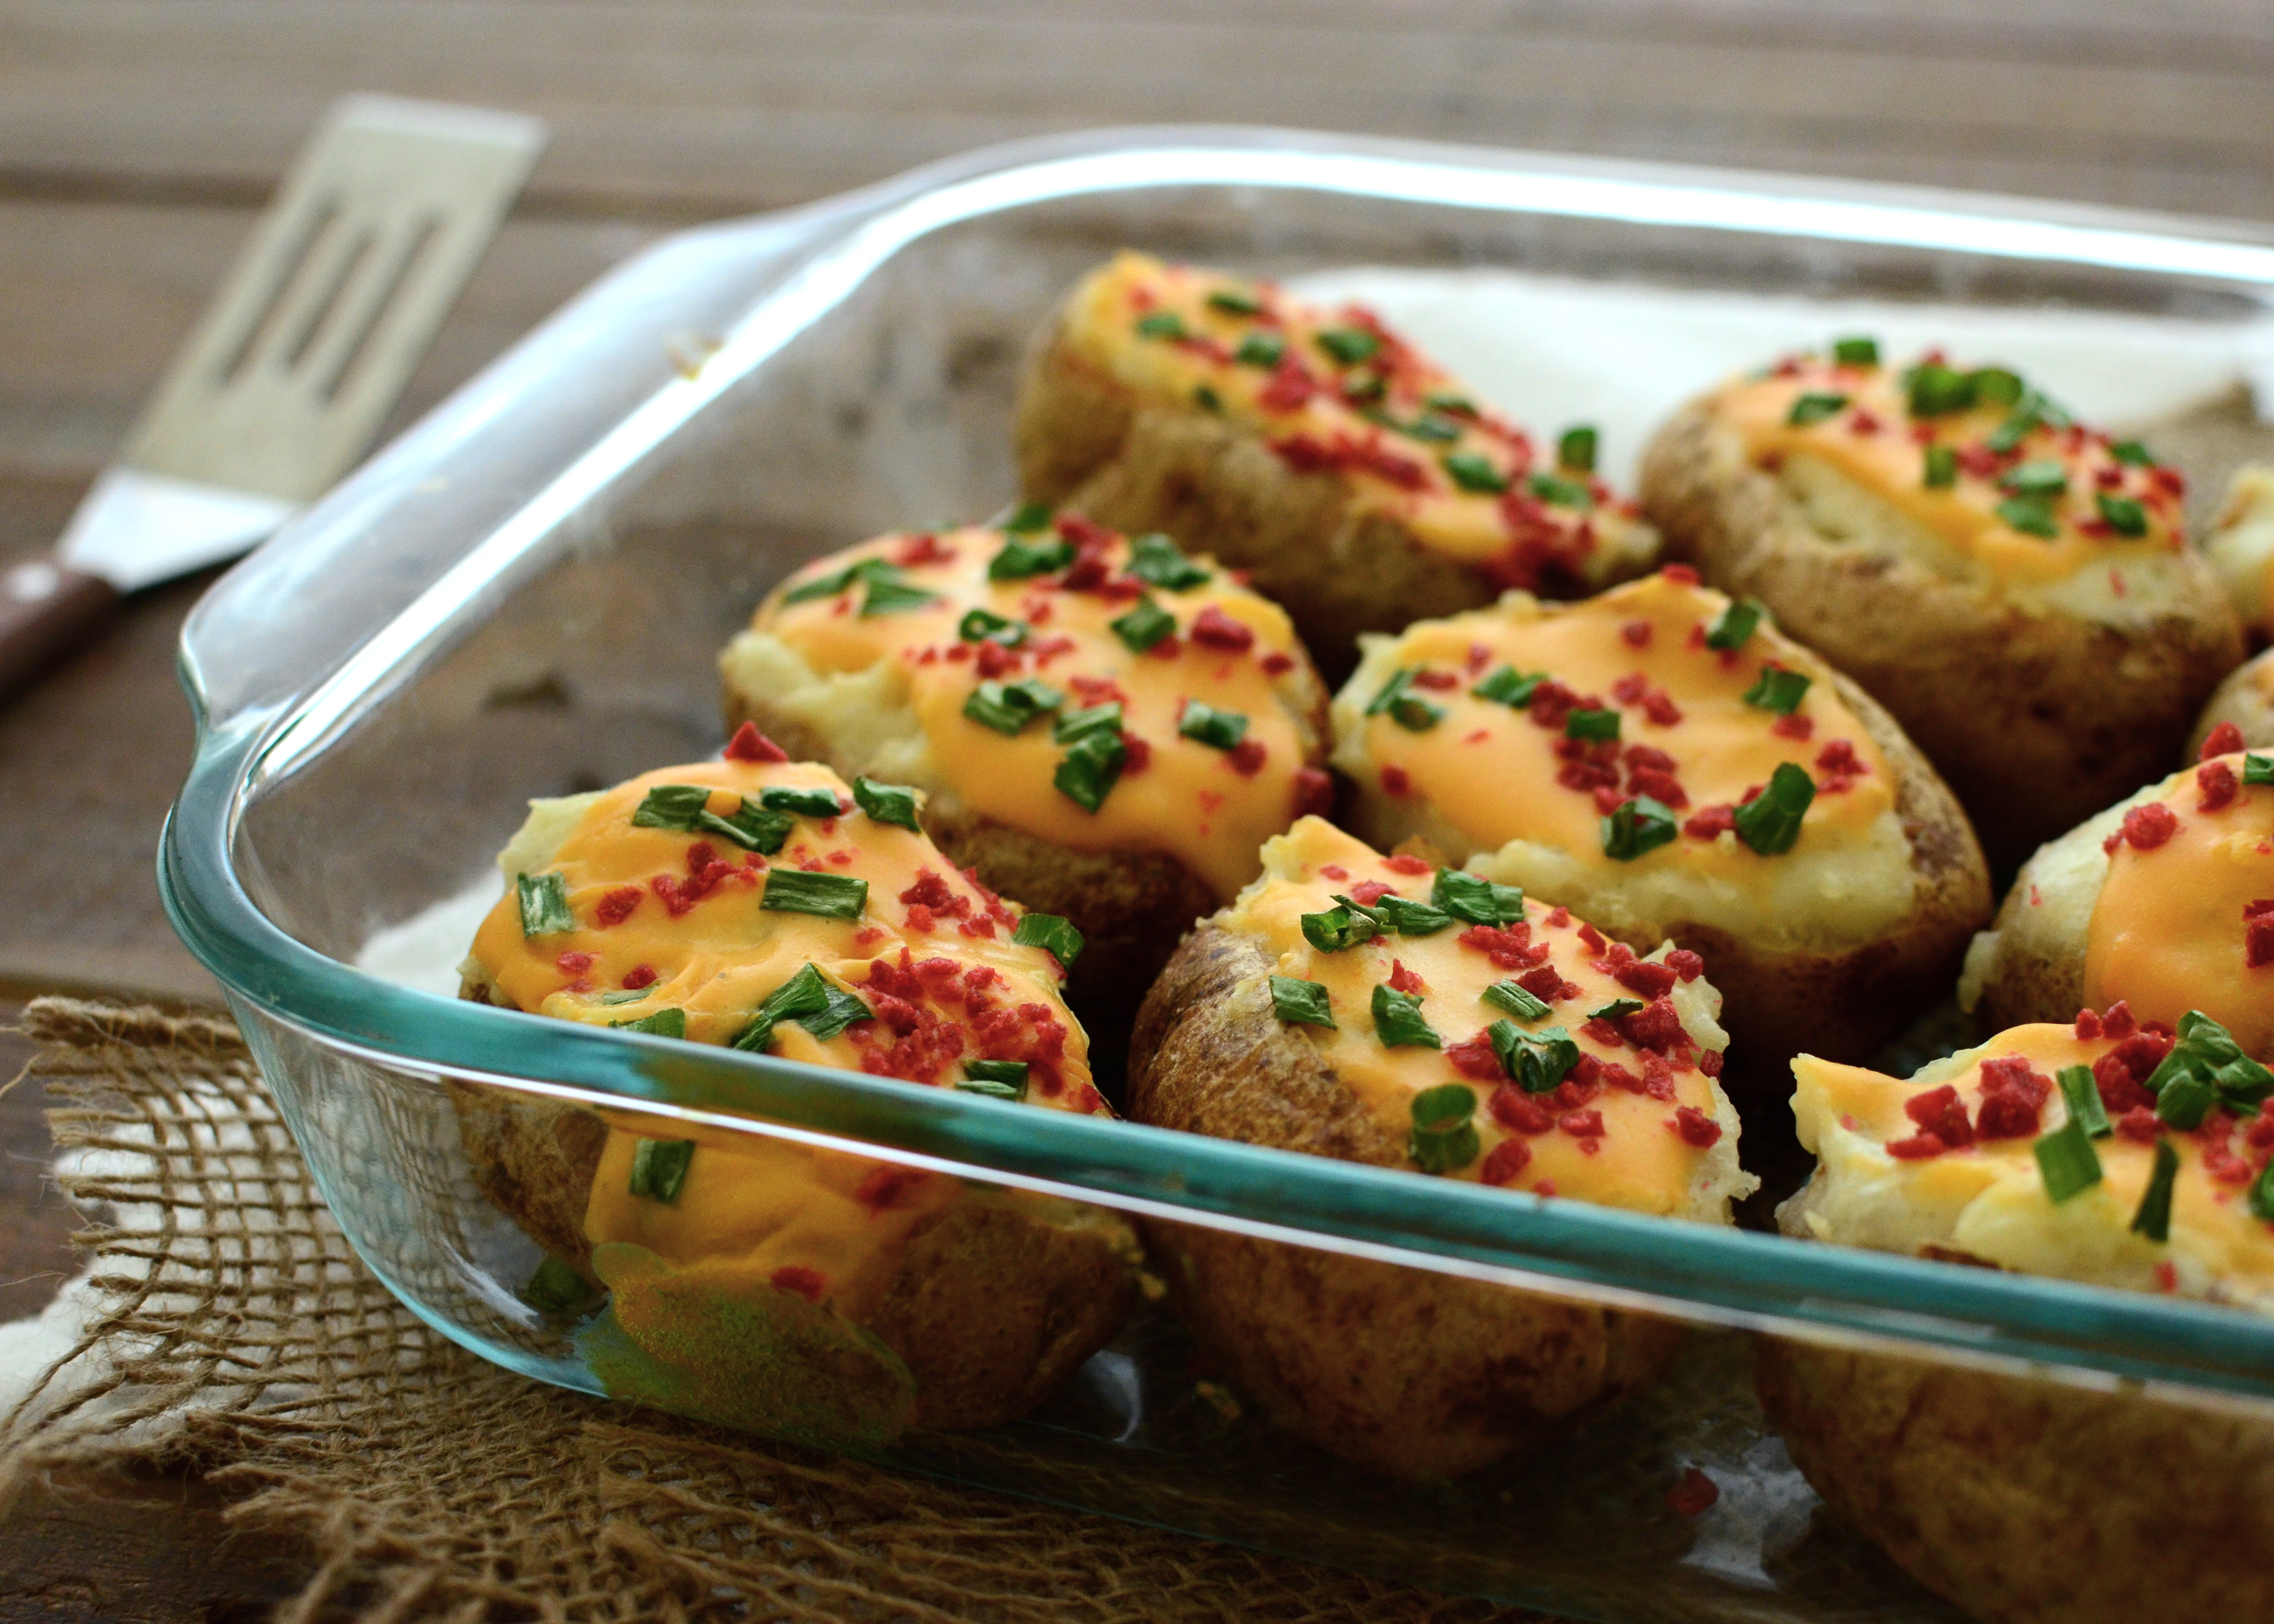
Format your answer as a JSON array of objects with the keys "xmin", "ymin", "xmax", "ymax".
[{"xmin": 0, "ymin": 999, "xmax": 1536, "ymax": 1623}]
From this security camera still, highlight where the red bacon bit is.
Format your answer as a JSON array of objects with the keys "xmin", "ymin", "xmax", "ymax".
[
  {"xmin": 1388, "ymin": 959, "xmax": 1426, "ymax": 995},
  {"xmin": 2248, "ymin": 900, "xmax": 2274, "ymax": 969},
  {"xmin": 1320, "ymin": 865, "xmax": 1349, "ymax": 881},
  {"xmin": 945, "ymin": 642, "xmax": 972, "ymax": 663},
  {"xmin": 1410, "ymin": 669, "xmax": 1459, "ymax": 691},
  {"xmin": 2155, "ymin": 1260, "xmax": 2180, "ymax": 1293},
  {"xmin": 1028, "ymin": 634, "xmax": 1081, "ymax": 665},
  {"xmin": 1068, "ymin": 673, "xmax": 1128, "ymax": 707},
  {"xmin": 1699, "ymin": 1050, "xmax": 1724, "ymax": 1078},
  {"xmin": 1771, "ymin": 712, "xmax": 1814, "ymax": 741},
  {"xmin": 975, "ymin": 639, "xmax": 1019, "ymax": 679},
  {"xmin": 1887, "ymin": 1133, "xmax": 1949, "ymax": 1160},
  {"xmin": 1148, "ymin": 632, "xmax": 1184, "ymax": 661},
  {"xmin": 1559, "ymin": 1109, "xmax": 1605, "ymax": 1139},
  {"xmin": 1975, "ymin": 1055, "xmax": 2052, "ymax": 1138},
  {"xmin": 1527, "ymin": 680, "xmax": 1585, "ymax": 731},
  {"xmin": 770, "ymin": 1265, "xmax": 827, "ymax": 1302},
  {"xmin": 2074, "ymin": 1008, "xmax": 2103, "ymax": 1040},
  {"xmin": 1383, "ymin": 854, "xmax": 1432, "ymax": 875},
  {"xmin": 1849, "ymin": 408, "xmax": 1881, "ymax": 436},
  {"xmin": 1595, "ymin": 1061, "xmax": 1640, "ymax": 1094},
  {"xmin": 1350, "ymin": 879, "xmax": 1397, "ymax": 906},
  {"xmin": 1480, "ymin": 1138, "xmax": 1534, "ymax": 1186},
  {"xmin": 723, "ymin": 721, "xmax": 789, "ymax": 763},
  {"xmin": 1257, "ymin": 359, "xmax": 1317, "ymax": 413},
  {"xmin": 2116, "ymin": 1107, "xmax": 2162, "ymax": 1144},
  {"xmin": 2103, "ymin": 1000, "xmax": 2138, "ymax": 1039},
  {"xmin": 1685, "ymin": 805, "xmax": 1738, "ymax": 840},
  {"xmin": 1226, "ymin": 737, "xmax": 1268, "ymax": 776},
  {"xmin": 1667, "ymin": 1468, "xmax": 1719, "ymax": 1517},
  {"xmin": 1379, "ymin": 764, "xmax": 1411, "ymax": 797},
  {"xmin": 1665, "ymin": 949, "xmax": 1705, "ymax": 983},
  {"xmin": 1662, "ymin": 564, "xmax": 1701, "ymax": 586},
  {"xmin": 1577, "ymin": 922, "xmax": 1608, "ymax": 953},
  {"xmin": 1190, "ymin": 605, "xmax": 1255, "ymax": 652},
  {"xmin": 1670, "ymin": 1106, "xmax": 1723, "ymax": 1148},
  {"xmin": 596, "ymin": 886, "xmax": 644, "ymax": 927},
  {"xmin": 1621, "ymin": 618, "xmax": 1654, "ymax": 648},
  {"xmin": 1490, "ymin": 1086, "xmax": 1557, "ymax": 1135},
  {"xmin": 1615, "ymin": 960, "xmax": 1679, "ymax": 1000},
  {"xmin": 2198, "ymin": 760, "xmax": 2239, "ymax": 812},
  {"xmin": 620, "ymin": 964, "xmax": 657, "ymax": 991},
  {"xmin": 2104, "ymin": 802, "xmax": 2179, "ymax": 854},
  {"xmin": 1621, "ymin": 998, "xmax": 1685, "ymax": 1053},
  {"xmin": 1292, "ymin": 767, "xmax": 1334, "ymax": 819},
  {"xmin": 894, "ymin": 531, "xmax": 954, "ymax": 566},
  {"xmin": 1640, "ymin": 689, "xmax": 1683, "ymax": 727},
  {"xmin": 2202, "ymin": 721, "xmax": 2246, "ymax": 760},
  {"xmin": 1905, "ymin": 1084, "xmax": 1975, "ymax": 1148},
  {"xmin": 1458, "ymin": 923, "xmax": 1547, "ymax": 971},
  {"xmin": 1518, "ymin": 966, "xmax": 1574, "ymax": 1003},
  {"xmin": 1446, "ymin": 1036, "xmax": 1506, "ymax": 1083},
  {"xmin": 903, "ymin": 905, "xmax": 936, "ymax": 934},
  {"xmin": 1553, "ymin": 1074, "xmax": 1603, "ymax": 1110},
  {"xmin": 854, "ymin": 1164, "xmax": 930, "ymax": 1212},
  {"xmin": 1270, "ymin": 430, "xmax": 1427, "ymax": 491},
  {"xmin": 1582, "ymin": 1017, "xmax": 1625, "ymax": 1048},
  {"xmin": 555, "ymin": 951, "xmax": 594, "ymax": 976},
  {"xmin": 1260, "ymin": 650, "xmax": 1296, "ymax": 676}
]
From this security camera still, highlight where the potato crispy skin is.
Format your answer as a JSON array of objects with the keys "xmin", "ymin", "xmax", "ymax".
[
  {"xmin": 1758, "ymin": 1338, "xmax": 2274, "ymax": 1624},
  {"xmin": 1127, "ymin": 924, "xmax": 1682, "ymax": 1479},
  {"xmin": 2189, "ymin": 648, "xmax": 2274, "ymax": 758},
  {"xmin": 452, "ymin": 981, "xmax": 1138, "ymax": 1431},
  {"xmin": 1017, "ymin": 321, "xmax": 1532, "ymax": 681},
  {"xmin": 1641, "ymin": 399, "xmax": 2246, "ymax": 870}
]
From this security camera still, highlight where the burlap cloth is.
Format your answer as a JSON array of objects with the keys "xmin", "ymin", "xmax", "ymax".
[{"xmin": 0, "ymin": 1000, "xmax": 1539, "ymax": 1623}]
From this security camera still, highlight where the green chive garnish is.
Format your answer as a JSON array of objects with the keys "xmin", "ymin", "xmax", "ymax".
[
  {"xmin": 1733, "ymin": 763, "xmax": 1816, "ymax": 856},
  {"xmin": 1235, "ymin": 331, "xmax": 1285, "ymax": 368},
  {"xmin": 960, "ymin": 1059, "xmax": 1030, "ymax": 1100},
  {"xmin": 1365, "ymin": 668, "xmax": 1445, "ymax": 732},
  {"xmin": 2001, "ymin": 460, "xmax": 2069, "ymax": 497},
  {"xmin": 1995, "ymin": 495, "xmax": 2060, "ymax": 539},
  {"xmin": 2109, "ymin": 439, "xmax": 2156, "ymax": 468},
  {"xmin": 2057, "ymin": 1064, "xmax": 2111, "ymax": 1138},
  {"xmin": 1832, "ymin": 336, "xmax": 1879, "ymax": 366},
  {"xmin": 1270, "ymin": 976, "xmax": 1336, "ymax": 1028},
  {"xmin": 2130, "ymin": 1138, "xmax": 2180, "ymax": 1243},
  {"xmin": 1566, "ymin": 707, "xmax": 1621, "ymax": 742},
  {"xmin": 610, "ymin": 1007, "xmax": 687, "ymax": 1039},
  {"xmin": 1922, "ymin": 444, "xmax": 1957, "ymax": 488},
  {"xmin": 1704, "ymin": 598, "xmax": 1766, "ymax": 651},
  {"xmin": 1527, "ymin": 472, "xmax": 1594, "ymax": 509},
  {"xmin": 1490, "ymin": 1021, "xmax": 1579, "ymax": 1094},
  {"xmin": 2249, "ymin": 1160, "xmax": 2274, "ymax": 1224},
  {"xmin": 1136, "ymin": 310, "xmax": 1187, "ymax": 340},
  {"xmin": 1408, "ymin": 1083, "xmax": 1479, "ymax": 1174},
  {"xmin": 2034, "ymin": 1118, "xmax": 2102, "ymax": 1204},
  {"xmin": 1433, "ymin": 869, "xmax": 1524, "ymax": 926},
  {"xmin": 1005, "ymin": 501, "xmax": 1053, "ymax": 533},
  {"xmin": 1128, "ymin": 533, "xmax": 1211, "ymax": 591},
  {"xmin": 1012, "ymin": 912, "xmax": 1084, "ymax": 967},
  {"xmin": 1742, "ymin": 665, "xmax": 1812, "ymax": 715},
  {"xmin": 959, "ymin": 607, "xmax": 1026, "ymax": 646},
  {"xmin": 1787, "ymin": 392, "xmax": 1848, "ymax": 426},
  {"xmin": 760, "ymin": 786, "xmax": 847, "ymax": 819},
  {"xmin": 853, "ymin": 777, "xmax": 922, "ymax": 830},
  {"xmin": 1316, "ymin": 328, "xmax": 1380, "ymax": 366},
  {"xmin": 1443, "ymin": 451, "xmax": 1510, "ymax": 494},
  {"xmin": 634, "ymin": 784, "xmax": 791, "ymax": 854},
  {"xmin": 1602, "ymin": 796, "xmax": 1679, "ymax": 861},
  {"xmin": 1300, "ymin": 903, "xmax": 1375, "ymax": 953},
  {"xmin": 1905, "ymin": 363, "xmax": 1976, "ymax": 417},
  {"xmin": 1372, "ymin": 984, "xmax": 1440, "ymax": 1049},
  {"xmin": 759, "ymin": 869, "xmax": 868, "ymax": 920},
  {"xmin": 859, "ymin": 578, "xmax": 939, "ymax": 615},
  {"xmin": 523, "ymin": 1257, "xmax": 593, "ymax": 1313},
  {"xmin": 1194, "ymin": 384, "xmax": 1222, "ymax": 411},
  {"xmin": 2095, "ymin": 492, "xmax": 2148, "ymax": 536},
  {"xmin": 1558, "ymin": 425, "xmax": 1598, "ymax": 472},
  {"xmin": 1054, "ymin": 702, "xmax": 1123, "ymax": 744},
  {"xmin": 1370, "ymin": 895, "xmax": 1454, "ymax": 936},
  {"xmin": 1971, "ymin": 368, "xmax": 2024, "ymax": 409},
  {"xmin": 1587, "ymin": 998, "xmax": 1645, "ymax": 1023},
  {"xmin": 628, "ymin": 1138, "xmax": 695, "ymax": 1203},
  {"xmin": 1208, "ymin": 289, "xmax": 1264, "ymax": 316},
  {"xmin": 1054, "ymin": 727, "xmax": 1128, "ymax": 813},
  {"xmin": 1110, "ymin": 598, "xmax": 1178, "ymax": 652},
  {"xmin": 596, "ymin": 989, "xmax": 650, "ymax": 1006},
  {"xmin": 964, "ymin": 678, "xmax": 1064, "ymax": 735},
  {"xmin": 2244, "ymin": 754, "xmax": 2273, "ymax": 786},
  {"xmin": 782, "ymin": 556, "xmax": 902, "ymax": 606},
  {"xmin": 988, "ymin": 532, "xmax": 1076, "ymax": 581},
  {"xmin": 1483, "ymin": 980, "xmax": 1551, "ymax": 1022},
  {"xmin": 1471, "ymin": 665, "xmax": 1546, "ymax": 707},
  {"xmin": 517, "ymin": 872, "xmax": 576, "ymax": 937},
  {"xmin": 1178, "ymin": 699, "xmax": 1248, "ymax": 751}
]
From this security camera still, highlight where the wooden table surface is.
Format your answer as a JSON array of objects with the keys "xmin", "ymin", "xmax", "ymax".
[{"xmin": 1, "ymin": 2, "xmax": 2270, "ymax": 1616}]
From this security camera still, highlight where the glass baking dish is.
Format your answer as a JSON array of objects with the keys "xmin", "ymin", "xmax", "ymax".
[{"xmin": 160, "ymin": 126, "xmax": 2274, "ymax": 1622}]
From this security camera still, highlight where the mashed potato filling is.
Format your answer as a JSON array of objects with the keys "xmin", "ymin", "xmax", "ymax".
[
  {"xmin": 2085, "ymin": 753, "xmax": 2274, "ymax": 1058},
  {"xmin": 465, "ymin": 750, "xmax": 1103, "ymax": 1312},
  {"xmin": 725, "ymin": 519, "xmax": 1320, "ymax": 900},
  {"xmin": 1333, "ymin": 571, "xmax": 1914, "ymax": 955},
  {"xmin": 2205, "ymin": 464, "xmax": 2274, "ymax": 638},
  {"xmin": 1717, "ymin": 348, "xmax": 2192, "ymax": 609},
  {"xmin": 1223, "ymin": 818, "xmax": 1755, "ymax": 1222},
  {"xmin": 1056, "ymin": 250, "xmax": 1655, "ymax": 583},
  {"xmin": 1784, "ymin": 1021, "xmax": 2274, "ymax": 1317}
]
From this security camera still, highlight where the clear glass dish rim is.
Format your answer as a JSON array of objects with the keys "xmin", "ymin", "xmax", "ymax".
[{"xmin": 161, "ymin": 123, "xmax": 2274, "ymax": 1404}]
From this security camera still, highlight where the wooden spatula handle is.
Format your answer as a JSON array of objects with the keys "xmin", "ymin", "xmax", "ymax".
[{"xmin": 0, "ymin": 556, "xmax": 120, "ymax": 702}]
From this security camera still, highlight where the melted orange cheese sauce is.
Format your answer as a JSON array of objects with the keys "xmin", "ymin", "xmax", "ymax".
[
  {"xmin": 1059, "ymin": 251, "xmax": 1647, "ymax": 581},
  {"xmin": 755, "ymin": 521, "xmax": 1321, "ymax": 899},
  {"xmin": 2086, "ymin": 757, "xmax": 2274, "ymax": 1059},
  {"xmin": 1349, "ymin": 571, "xmax": 1893, "ymax": 876},
  {"xmin": 1718, "ymin": 353, "xmax": 2186, "ymax": 586},
  {"xmin": 1228, "ymin": 819, "xmax": 1740, "ymax": 1215},
  {"xmin": 1794, "ymin": 1024, "xmax": 2274, "ymax": 1293},
  {"xmin": 468, "ymin": 756, "xmax": 1101, "ymax": 1311}
]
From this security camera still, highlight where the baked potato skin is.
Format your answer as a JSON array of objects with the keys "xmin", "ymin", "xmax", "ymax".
[
  {"xmin": 1641, "ymin": 399, "xmax": 2246, "ymax": 870},
  {"xmin": 453, "ymin": 980, "xmax": 1139, "ymax": 1432},
  {"xmin": 1126, "ymin": 923, "xmax": 1683, "ymax": 1480},
  {"xmin": 2189, "ymin": 648, "xmax": 2274, "ymax": 757},
  {"xmin": 1017, "ymin": 324, "xmax": 1534, "ymax": 682},
  {"xmin": 1758, "ymin": 1337, "xmax": 2274, "ymax": 1624}
]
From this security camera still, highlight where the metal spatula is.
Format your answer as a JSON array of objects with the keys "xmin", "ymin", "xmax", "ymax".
[{"xmin": 0, "ymin": 94, "xmax": 546, "ymax": 701}]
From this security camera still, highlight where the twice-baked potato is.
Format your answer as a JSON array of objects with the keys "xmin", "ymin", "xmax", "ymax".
[
  {"xmin": 1330, "ymin": 567, "xmax": 1990, "ymax": 1080},
  {"xmin": 1127, "ymin": 816, "xmax": 1756, "ymax": 1480},
  {"xmin": 1641, "ymin": 342, "xmax": 2246, "ymax": 868},
  {"xmin": 1960, "ymin": 736, "xmax": 2274, "ymax": 1058},
  {"xmin": 2191, "ymin": 645, "xmax": 2274, "ymax": 756},
  {"xmin": 719, "ymin": 513, "xmax": 1331, "ymax": 1028},
  {"xmin": 2203, "ymin": 462, "xmax": 2274, "ymax": 645},
  {"xmin": 1015, "ymin": 251, "xmax": 1659, "ymax": 675},
  {"xmin": 1767, "ymin": 1014, "xmax": 2274, "ymax": 1624},
  {"xmin": 455, "ymin": 749, "xmax": 1143, "ymax": 1443}
]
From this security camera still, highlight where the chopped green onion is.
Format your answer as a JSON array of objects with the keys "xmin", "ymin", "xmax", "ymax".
[
  {"xmin": 782, "ymin": 556, "xmax": 901, "ymax": 606},
  {"xmin": 1566, "ymin": 707, "xmax": 1621, "ymax": 742},
  {"xmin": 1733, "ymin": 763, "xmax": 1817, "ymax": 856},
  {"xmin": 964, "ymin": 678, "xmax": 1064, "ymax": 735},
  {"xmin": 859, "ymin": 578, "xmax": 939, "ymax": 615},
  {"xmin": 1557, "ymin": 424, "xmax": 1598, "ymax": 472},
  {"xmin": 1742, "ymin": 664, "xmax": 1812, "ymax": 715},
  {"xmin": 2001, "ymin": 460, "xmax": 2069, "ymax": 497},
  {"xmin": 1194, "ymin": 384, "xmax": 1222, "ymax": 411},
  {"xmin": 1110, "ymin": 598, "xmax": 1178, "ymax": 653},
  {"xmin": 1365, "ymin": 668, "xmax": 1445, "ymax": 732},
  {"xmin": 1602, "ymin": 796, "xmax": 1679, "ymax": 861},
  {"xmin": 596, "ymin": 988, "xmax": 650, "ymax": 1006},
  {"xmin": 759, "ymin": 869, "xmax": 869, "ymax": 920},
  {"xmin": 988, "ymin": 532, "xmax": 1076, "ymax": 581},
  {"xmin": 1136, "ymin": 310, "xmax": 1187, "ymax": 340},
  {"xmin": 1527, "ymin": 472, "xmax": 1594, "ymax": 509},
  {"xmin": 760, "ymin": 786, "xmax": 847, "ymax": 819},
  {"xmin": 1207, "ymin": 289, "xmax": 1264, "ymax": 316},
  {"xmin": 1316, "ymin": 328, "xmax": 1380, "ymax": 366},
  {"xmin": 2246, "ymin": 754, "xmax": 2274, "ymax": 786},
  {"xmin": 517, "ymin": 872, "xmax": 576, "ymax": 937},
  {"xmin": 1426, "ymin": 391, "xmax": 1474, "ymax": 415},
  {"xmin": 1341, "ymin": 369, "xmax": 1386, "ymax": 405},
  {"xmin": 2057, "ymin": 1064, "xmax": 2111, "ymax": 1138},
  {"xmin": 1832, "ymin": 336, "xmax": 1879, "ymax": 367},
  {"xmin": 1483, "ymin": 980, "xmax": 1551, "ymax": 1022},
  {"xmin": 1128, "ymin": 532, "xmax": 1211, "ymax": 591},
  {"xmin": 633, "ymin": 783, "xmax": 792, "ymax": 854},
  {"xmin": 1054, "ymin": 726, "xmax": 1128, "ymax": 813},
  {"xmin": 523, "ymin": 1257, "xmax": 593, "ymax": 1313},
  {"xmin": 1472, "ymin": 665, "xmax": 1546, "ymax": 707},
  {"xmin": 1905, "ymin": 363, "xmax": 1976, "ymax": 417},
  {"xmin": 1994, "ymin": 494, "xmax": 2060, "ymax": 539},
  {"xmin": 611, "ymin": 1008, "xmax": 687, "ymax": 1040},
  {"xmin": 1005, "ymin": 501, "xmax": 1053, "ymax": 533},
  {"xmin": 958, "ymin": 607, "xmax": 1026, "ymax": 646},
  {"xmin": 1443, "ymin": 452, "xmax": 1510, "ymax": 495},
  {"xmin": 2130, "ymin": 1138, "xmax": 2179, "ymax": 1243},
  {"xmin": 1704, "ymin": 598, "xmax": 1766, "ymax": 651},
  {"xmin": 1970, "ymin": 368, "xmax": 2025, "ymax": 408},
  {"xmin": 2250, "ymin": 1160, "xmax": 2274, "ymax": 1224},
  {"xmin": 1787, "ymin": 392, "xmax": 1848, "ymax": 426},
  {"xmin": 853, "ymin": 777, "xmax": 922, "ymax": 830},
  {"xmin": 1383, "ymin": 411, "xmax": 1462, "ymax": 443},
  {"xmin": 1054, "ymin": 702, "xmax": 1123, "ymax": 744},
  {"xmin": 2109, "ymin": 439, "xmax": 2156, "ymax": 468},
  {"xmin": 1490, "ymin": 1020, "xmax": 1579, "ymax": 1094},
  {"xmin": 628, "ymin": 1138, "xmax": 695, "ymax": 1203},
  {"xmin": 1235, "ymin": 331, "xmax": 1285, "ymax": 368},
  {"xmin": 1300, "ymin": 903, "xmax": 1376, "ymax": 953},
  {"xmin": 1433, "ymin": 868, "xmax": 1524, "ymax": 926},
  {"xmin": 1012, "ymin": 912, "xmax": 1084, "ymax": 967},
  {"xmin": 2034, "ymin": 1118, "xmax": 2103, "ymax": 1204},
  {"xmin": 1371, "ymin": 895, "xmax": 1454, "ymax": 935},
  {"xmin": 2095, "ymin": 492, "xmax": 2148, "ymax": 537},
  {"xmin": 1371, "ymin": 984, "xmax": 1440, "ymax": 1049},
  {"xmin": 960, "ymin": 1059, "xmax": 1030, "ymax": 1100},
  {"xmin": 1922, "ymin": 444, "xmax": 1957, "ymax": 489},
  {"xmin": 802, "ymin": 985, "xmax": 873, "ymax": 1043},
  {"xmin": 1588, "ymin": 998, "xmax": 1645, "ymax": 1022},
  {"xmin": 2156, "ymin": 1072, "xmax": 2217, "ymax": 1131},
  {"xmin": 1178, "ymin": 699, "xmax": 1248, "ymax": 751},
  {"xmin": 1270, "ymin": 975, "xmax": 1336, "ymax": 1028},
  {"xmin": 1408, "ymin": 1083, "xmax": 1479, "ymax": 1174}
]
